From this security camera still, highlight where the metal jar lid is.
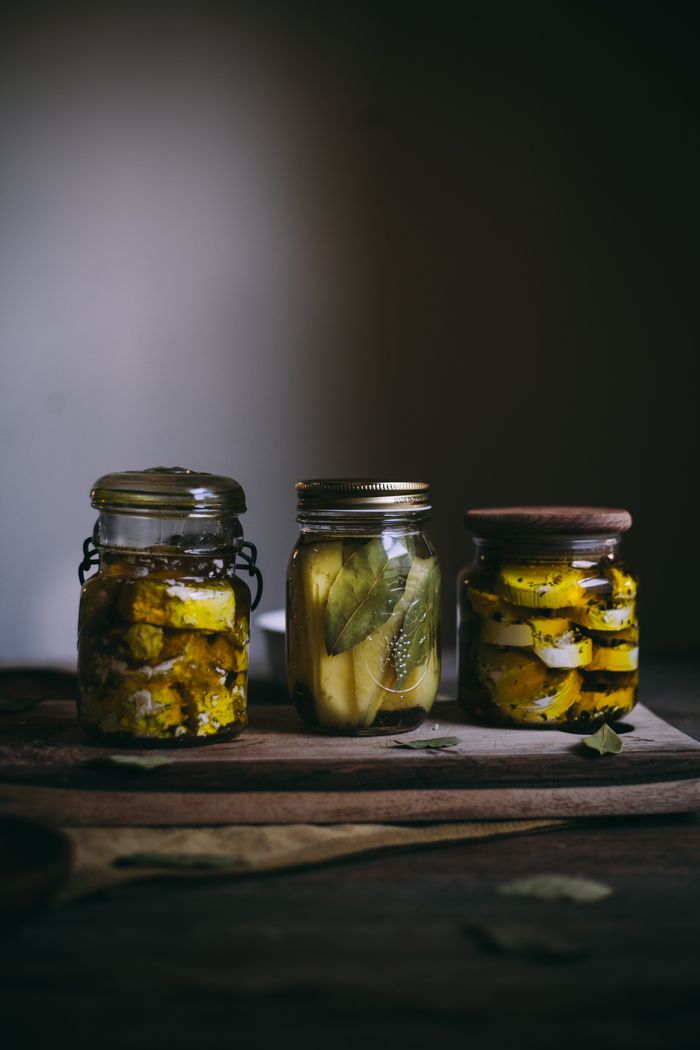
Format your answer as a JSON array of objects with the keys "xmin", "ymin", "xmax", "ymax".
[
  {"xmin": 91, "ymin": 467, "xmax": 247, "ymax": 515},
  {"xmin": 465, "ymin": 505, "xmax": 632, "ymax": 537},
  {"xmin": 296, "ymin": 479, "xmax": 430, "ymax": 511}
]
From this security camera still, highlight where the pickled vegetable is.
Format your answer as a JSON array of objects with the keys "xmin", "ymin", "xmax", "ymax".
[
  {"xmin": 287, "ymin": 535, "xmax": 440, "ymax": 734},
  {"xmin": 78, "ymin": 553, "xmax": 250, "ymax": 742},
  {"xmin": 460, "ymin": 557, "xmax": 638, "ymax": 727}
]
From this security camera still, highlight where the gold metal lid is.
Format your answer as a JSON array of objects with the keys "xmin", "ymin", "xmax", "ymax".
[
  {"xmin": 296, "ymin": 478, "xmax": 430, "ymax": 511},
  {"xmin": 91, "ymin": 467, "xmax": 246, "ymax": 515},
  {"xmin": 465, "ymin": 506, "xmax": 632, "ymax": 537}
]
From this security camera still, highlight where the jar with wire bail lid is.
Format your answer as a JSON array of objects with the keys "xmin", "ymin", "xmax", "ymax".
[
  {"xmin": 287, "ymin": 480, "xmax": 441, "ymax": 734},
  {"xmin": 77, "ymin": 467, "xmax": 262, "ymax": 745},
  {"xmin": 457, "ymin": 507, "xmax": 638, "ymax": 729}
]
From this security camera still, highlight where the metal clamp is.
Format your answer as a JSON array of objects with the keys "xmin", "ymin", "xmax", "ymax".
[
  {"xmin": 78, "ymin": 536, "xmax": 100, "ymax": 585},
  {"xmin": 237, "ymin": 540, "xmax": 263, "ymax": 610}
]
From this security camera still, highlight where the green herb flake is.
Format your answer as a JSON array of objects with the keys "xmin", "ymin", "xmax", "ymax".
[
  {"xmin": 582, "ymin": 723, "xmax": 623, "ymax": 755},
  {"xmin": 113, "ymin": 851, "xmax": 245, "ymax": 870},
  {"xmin": 498, "ymin": 874, "xmax": 613, "ymax": 902},
  {"xmin": 392, "ymin": 735, "xmax": 460, "ymax": 751},
  {"xmin": 100, "ymin": 754, "xmax": 174, "ymax": 771}
]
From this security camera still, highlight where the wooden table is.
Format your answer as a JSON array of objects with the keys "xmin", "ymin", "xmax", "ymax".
[{"xmin": 2, "ymin": 661, "xmax": 700, "ymax": 1050}]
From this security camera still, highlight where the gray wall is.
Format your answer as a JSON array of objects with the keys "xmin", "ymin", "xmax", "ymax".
[{"xmin": 1, "ymin": 3, "xmax": 697, "ymax": 664}]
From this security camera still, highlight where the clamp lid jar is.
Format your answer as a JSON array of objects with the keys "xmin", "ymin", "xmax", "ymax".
[
  {"xmin": 287, "ymin": 479, "xmax": 442, "ymax": 735},
  {"xmin": 457, "ymin": 506, "xmax": 638, "ymax": 729},
  {"xmin": 77, "ymin": 467, "xmax": 262, "ymax": 746}
]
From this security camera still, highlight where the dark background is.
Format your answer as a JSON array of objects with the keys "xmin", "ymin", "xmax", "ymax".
[{"xmin": 1, "ymin": 1, "xmax": 697, "ymax": 663}]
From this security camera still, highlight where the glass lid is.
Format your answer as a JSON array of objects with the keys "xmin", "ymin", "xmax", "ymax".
[{"xmin": 91, "ymin": 467, "xmax": 246, "ymax": 515}]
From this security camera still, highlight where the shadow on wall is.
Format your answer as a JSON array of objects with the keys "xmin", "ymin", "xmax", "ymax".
[{"xmin": 0, "ymin": 2, "xmax": 698, "ymax": 661}]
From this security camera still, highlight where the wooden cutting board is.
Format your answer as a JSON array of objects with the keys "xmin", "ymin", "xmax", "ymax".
[{"xmin": 1, "ymin": 697, "xmax": 699, "ymax": 825}]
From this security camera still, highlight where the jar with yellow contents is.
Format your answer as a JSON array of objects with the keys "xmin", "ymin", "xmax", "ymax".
[
  {"xmin": 77, "ymin": 467, "xmax": 262, "ymax": 745},
  {"xmin": 457, "ymin": 507, "xmax": 638, "ymax": 729}
]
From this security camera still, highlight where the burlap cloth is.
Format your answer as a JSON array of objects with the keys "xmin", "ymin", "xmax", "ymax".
[{"xmin": 60, "ymin": 818, "xmax": 567, "ymax": 901}]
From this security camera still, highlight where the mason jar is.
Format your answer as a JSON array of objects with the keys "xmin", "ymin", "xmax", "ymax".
[
  {"xmin": 77, "ymin": 467, "xmax": 262, "ymax": 745},
  {"xmin": 457, "ymin": 507, "xmax": 638, "ymax": 729},
  {"xmin": 287, "ymin": 480, "xmax": 441, "ymax": 735}
]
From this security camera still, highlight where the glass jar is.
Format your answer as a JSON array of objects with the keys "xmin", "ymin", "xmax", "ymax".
[
  {"xmin": 286, "ymin": 480, "xmax": 441, "ymax": 735},
  {"xmin": 77, "ymin": 467, "xmax": 262, "ymax": 746},
  {"xmin": 457, "ymin": 507, "xmax": 638, "ymax": 729}
]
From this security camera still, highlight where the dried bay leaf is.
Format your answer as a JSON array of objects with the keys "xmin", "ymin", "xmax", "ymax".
[
  {"xmin": 465, "ymin": 920, "xmax": 587, "ymax": 960},
  {"xmin": 582, "ymin": 723, "xmax": 623, "ymax": 755},
  {"xmin": 114, "ymin": 851, "xmax": 245, "ymax": 870},
  {"xmin": 324, "ymin": 537, "xmax": 411, "ymax": 655},
  {"xmin": 100, "ymin": 754, "xmax": 174, "ymax": 771},
  {"xmin": 392, "ymin": 736, "xmax": 459, "ymax": 750},
  {"xmin": 498, "ymin": 874, "xmax": 613, "ymax": 902}
]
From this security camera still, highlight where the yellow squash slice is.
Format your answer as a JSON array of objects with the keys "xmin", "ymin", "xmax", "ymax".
[
  {"xmin": 529, "ymin": 617, "xmax": 593, "ymax": 669},
  {"xmin": 480, "ymin": 614, "xmax": 533, "ymax": 648},
  {"xmin": 588, "ymin": 641, "xmax": 639, "ymax": 672},
  {"xmin": 475, "ymin": 646, "xmax": 548, "ymax": 701},
  {"xmin": 571, "ymin": 597, "xmax": 637, "ymax": 631},
  {"xmin": 498, "ymin": 670, "xmax": 582, "ymax": 725},
  {"xmin": 497, "ymin": 564, "xmax": 585, "ymax": 609}
]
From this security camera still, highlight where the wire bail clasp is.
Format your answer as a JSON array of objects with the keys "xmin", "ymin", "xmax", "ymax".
[
  {"xmin": 78, "ymin": 536, "xmax": 100, "ymax": 584},
  {"xmin": 237, "ymin": 540, "xmax": 263, "ymax": 610}
]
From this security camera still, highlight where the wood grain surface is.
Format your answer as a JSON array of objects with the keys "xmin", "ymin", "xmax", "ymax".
[{"xmin": 1, "ymin": 699, "xmax": 699, "ymax": 824}]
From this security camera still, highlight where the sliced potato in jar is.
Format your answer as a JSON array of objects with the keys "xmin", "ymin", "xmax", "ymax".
[{"xmin": 497, "ymin": 564, "xmax": 585, "ymax": 609}]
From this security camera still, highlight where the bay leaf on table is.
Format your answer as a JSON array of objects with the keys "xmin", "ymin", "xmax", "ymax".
[
  {"xmin": 582, "ymin": 723, "xmax": 623, "ymax": 755},
  {"xmin": 324, "ymin": 537, "xmax": 411, "ymax": 655},
  {"xmin": 391, "ymin": 736, "xmax": 459, "ymax": 750},
  {"xmin": 498, "ymin": 874, "xmax": 613, "ymax": 902},
  {"xmin": 100, "ymin": 754, "xmax": 174, "ymax": 771},
  {"xmin": 392, "ymin": 561, "xmax": 441, "ymax": 687}
]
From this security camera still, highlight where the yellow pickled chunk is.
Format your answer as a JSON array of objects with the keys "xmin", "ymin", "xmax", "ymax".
[
  {"xmin": 608, "ymin": 566, "xmax": 637, "ymax": 599},
  {"xmin": 476, "ymin": 646, "xmax": 547, "ymax": 701},
  {"xmin": 193, "ymin": 684, "xmax": 246, "ymax": 736},
  {"xmin": 88, "ymin": 678, "xmax": 184, "ymax": 739},
  {"xmin": 117, "ymin": 579, "xmax": 235, "ymax": 632},
  {"xmin": 480, "ymin": 614, "xmax": 533, "ymax": 648},
  {"xmin": 588, "ymin": 641, "xmax": 639, "ymax": 672},
  {"xmin": 497, "ymin": 564, "xmax": 585, "ymax": 609},
  {"xmin": 571, "ymin": 672, "xmax": 637, "ymax": 718},
  {"xmin": 206, "ymin": 634, "xmax": 248, "ymax": 674},
  {"xmin": 302, "ymin": 543, "xmax": 357, "ymax": 729},
  {"xmin": 529, "ymin": 618, "xmax": 592, "ymax": 669},
  {"xmin": 378, "ymin": 650, "xmax": 441, "ymax": 712},
  {"xmin": 468, "ymin": 584, "xmax": 501, "ymax": 617},
  {"xmin": 585, "ymin": 624, "xmax": 639, "ymax": 644},
  {"xmin": 123, "ymin": 623, "xmax": 164, "ymax": 662},
  {"xmin": 500, "ymin": 670, "xmax": 582, "ymax": 725},
  {"xmin": 571, "ymin": 597, "xmax": 637, "ymax": 631}
]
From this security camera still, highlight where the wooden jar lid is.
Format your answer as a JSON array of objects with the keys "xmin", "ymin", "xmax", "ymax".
[{"xmin": 465, "ymin": 506, "xmax": 632, "ymax": 536}]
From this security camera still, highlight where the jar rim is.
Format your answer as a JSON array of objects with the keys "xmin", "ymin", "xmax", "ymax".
[{"xmin": 296, "ymin": 478, "xmax": 430, "ymax": 512}]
